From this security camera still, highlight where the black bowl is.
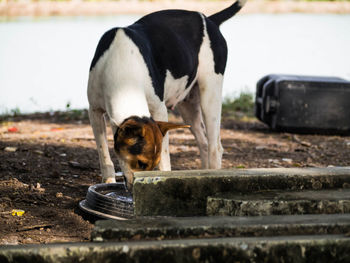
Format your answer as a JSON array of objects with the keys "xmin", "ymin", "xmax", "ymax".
[{"xmin": 79, "ymin": 183, "xmax": 134, "ymax": 220}]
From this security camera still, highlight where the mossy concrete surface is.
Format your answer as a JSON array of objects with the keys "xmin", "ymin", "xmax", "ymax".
[
  {"xmin": 2, "ymin": 168, "xmax": 350, "ymax": 262},
  {"xmin": 207, "ymin": 188, "xmax": 350, "ymax": 216},
  {"xmin": 91, "ymin": 214, "xmax": 350, "ymax": 242},
  {"xmin": 133, "ymin": 167, "xmax": 350, "ymax": 216},
  {"xmin": 1, "ymin": 235, "xmax": 350, "ymax": 263}
]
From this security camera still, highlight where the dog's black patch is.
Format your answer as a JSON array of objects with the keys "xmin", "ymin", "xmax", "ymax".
[
  {"xmin": 128, "ymin": 139, "xmax": 145, "ymax": 155},
  {"xmin": 205, "ymin": 18, "xmax": 228, "ymax": 75},
  {"xmin": 124, "ymin": 10, "xmax": 204, "ymax": 101},
  {"xmin": 90, "ymin": 28, "xmax": 118, "ymax": 71},
  {"xmin": 114, "ymin": 131, "xmax": 145, "ymax": 155}
]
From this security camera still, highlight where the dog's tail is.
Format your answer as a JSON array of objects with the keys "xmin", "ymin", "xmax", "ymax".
[{"xmin": 208, "ymin": 0, "xmax": 247, "ymax": 26}]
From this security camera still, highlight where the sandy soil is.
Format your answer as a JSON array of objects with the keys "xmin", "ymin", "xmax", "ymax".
[
  {"xmin": 1, "ymin": 112, "xmax": 350, "ymax": 244},
  {"xmin": 1, "ymin": 0, "xmax": 350, "ymax": 17}
]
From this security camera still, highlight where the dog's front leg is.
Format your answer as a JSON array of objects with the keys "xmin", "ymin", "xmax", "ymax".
[
  {"xmin": 159, "ymin": 133, "xmax": 171, "ymax": 171},
  {"xmin": 89, "ymin": 108, "xmax": 116, "ymax": 184},
  {"xmin": 151, "ymin": 103, "xmax": 171, "ymax": 171}
]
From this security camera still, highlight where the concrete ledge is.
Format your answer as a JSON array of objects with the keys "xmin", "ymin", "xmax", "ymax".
[
  {"xmin": 91, "ymin": 214, "xmax": 350, "ymax": 242},
  {"xmin": 207, "ymin": 189, "xmax": 350, "ymax": 216},
  {"xmin": 133, "ymin": 167, "xmax": 350, "ymax": 216},
  {"xmin": 1, "ymin": 235, "xmax": 350, "ymax": 263}
]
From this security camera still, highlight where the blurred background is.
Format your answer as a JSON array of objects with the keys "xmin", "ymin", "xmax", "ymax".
[{"xmin": 0, "ymin": 0, "xmax": 349, "ymax": 115}]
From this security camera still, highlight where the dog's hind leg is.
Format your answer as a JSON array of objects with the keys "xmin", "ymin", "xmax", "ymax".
[
  {"xmin": 177, "ymin": 84, "xmax": 209, "ymax": 169},
  {"xmin": 89, "ymin": 108, "xmax": 116, "ymax": 183},
  {"xmin": 197, "ymin": 75, "xmax": 224, "ymax": 169},
  {"xmin": 197, "ymin": 17, "xmax": 226, "ymax": 169}
]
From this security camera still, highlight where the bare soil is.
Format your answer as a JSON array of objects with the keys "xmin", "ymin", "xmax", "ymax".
[{"xmin": 1, "ymin": 112, "xmax": 350, "ymax": 244}]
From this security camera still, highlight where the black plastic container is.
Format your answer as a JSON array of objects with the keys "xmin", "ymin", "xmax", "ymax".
[{"xmin": 255, "ymin": 74, "xmax": 350, "ymax": 134}]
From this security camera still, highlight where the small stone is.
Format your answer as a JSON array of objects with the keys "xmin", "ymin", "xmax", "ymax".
[
  {"xmin": 94, "ymin": 236, "xmax": 103, "ymax": 242},
  {"xmin": 115, "ymin": 172, "xmax": 124, "ymax": 177},
  {"xmin": 56, "ymin": 192, "xmax": 63, "ymax": 198},
  {"xmin": 282, "ymin": 158, "xmax": 293, "ymax": 164},
  {"xmin": 256, "ymin": 145, "xmax": 267, "ymax": 150},
  {"xmin": 3, "ymin": 236, "xmax": 18, "ymax": 245},
  {"xmin": 122, "ymin": 245, "xmax": 129, "ymax": 253},
  {"xmin": 300, "ymin": 141, "xmax": 312, "ymax": 147},
  {"xmin": 240, "ymin": 243, "xmax": 248, "ymax": 250},
  {"xmin": 68, "ymin": 161, "xmax": 80, "ymax": 167},
  {"xmin": 4, "ymin": 147, "xmax": 17, "ymax": 152},
  {"xmin": 72, "ymin": 174, "xmax": 79, "ymax": 178},
  {"xmin": 268, "ymin": 159, "xmax": 280, "ymax": 164},
  {"xmin": 33, "ymin": 183, "xmax": 45, "ymax": 193},
  {"xmin": 34, "ymin": 150, "xmax": 44, "ymax": 155}
]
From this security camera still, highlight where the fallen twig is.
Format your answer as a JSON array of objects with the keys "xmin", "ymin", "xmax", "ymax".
[{"xmin": 17, "ymin": 224, "xmax": 53, "ymax": 232}]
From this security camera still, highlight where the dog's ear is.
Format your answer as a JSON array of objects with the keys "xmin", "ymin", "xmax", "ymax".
[{"xmin": 156, "ymin": 121, "xmax": 190, "ymax": 136}]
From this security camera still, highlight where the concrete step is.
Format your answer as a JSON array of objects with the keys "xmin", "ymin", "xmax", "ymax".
[
  {"xmin": 133, "ymin": 167, "xmax": 350, "ymax": 216},
  {"xmin": 1, "ymin": 235, "xmax": 350, "ymax": 263},
  {"xmin": 207, "ymin": 188, "xmax": 350, "ymax": 216},
  {"xmin": 91, "ymin": 214, "xmax": 350, "ymax": 242}
]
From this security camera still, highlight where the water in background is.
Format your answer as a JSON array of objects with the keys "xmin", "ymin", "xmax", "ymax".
[{"xmin": 0, "ymin": 14, "xmax": 349, "ymax": 114}]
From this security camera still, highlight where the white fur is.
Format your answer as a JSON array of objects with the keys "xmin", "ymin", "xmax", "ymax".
[
  {"xmin": 88, "ymin": 29, "xmax": 152, "ymax": 127},
  {"xmin": 164, "ymin": 70, "xmax": 198, "ymax": 110},
  {"xmin": 196, "ymin": 14, "xmax": 224, "ymax": 169}
]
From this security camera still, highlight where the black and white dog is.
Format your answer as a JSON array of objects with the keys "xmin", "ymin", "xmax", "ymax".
[{"xmin": 88, "ymin": 0, "xmax": 247, "ymax": 188}]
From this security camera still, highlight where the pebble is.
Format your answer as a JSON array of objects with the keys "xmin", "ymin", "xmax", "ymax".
[
  {"xmin": 255, "ymin": 145, "xmax": 268, "ymax": 150},
  {"xmin": 282, "ymin": 158, "xmax": 293, "ymax": 164},
  {"xmin": 2, "ymin": 236, "xmax": 18, "ymax": 245},
  {"xmin": 68, "ymin": 161, "xmax": 81, "ymax": 167},
  {"xmin": 4, "ymin": 147, "xmax": 17, "ymax": 152},
  {"xmin": 268, "ymin": 159, "xmax": 280, "ymax": 164},
  {"xmin": 34, "ymin": 150, "xmax": 44, "ymax": 155}
]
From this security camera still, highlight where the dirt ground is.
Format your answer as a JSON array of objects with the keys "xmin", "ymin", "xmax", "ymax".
[{"xmin": 1, "ymin": 111, "xmax": 350, "ymax": 245}]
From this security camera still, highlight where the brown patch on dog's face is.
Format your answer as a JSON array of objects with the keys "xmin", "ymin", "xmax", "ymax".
[{"xmin": 114, "ymin": 116, "xmax": 190, "ymax": 173}]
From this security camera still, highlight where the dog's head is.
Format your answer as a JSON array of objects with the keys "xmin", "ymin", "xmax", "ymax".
[{"xmin": 114, "ymin": 116, "xmax": 189, "ymax": 186}]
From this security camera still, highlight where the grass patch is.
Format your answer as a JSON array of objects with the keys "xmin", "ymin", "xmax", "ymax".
[{"xmin": 222, "ymin": 92, "xmax": 255, "ymax": 120}]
